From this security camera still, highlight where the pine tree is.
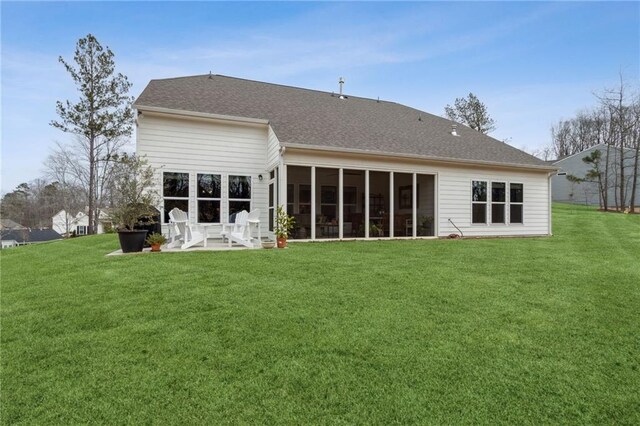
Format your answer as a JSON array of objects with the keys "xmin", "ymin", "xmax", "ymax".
[{"xmin": 51, "ymin": 34, "xmax": 134, "ymax": 234}]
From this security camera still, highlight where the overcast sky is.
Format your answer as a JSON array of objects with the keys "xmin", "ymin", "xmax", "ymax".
[{"xmin": 2, "ymin": 1, "xmax": 638, "ymax": 194}]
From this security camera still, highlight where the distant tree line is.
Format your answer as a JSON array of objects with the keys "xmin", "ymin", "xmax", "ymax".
[
  {"xmin": 0, "ymin": 180, "xmax": 83, "ymax": 229},
  {"xmin": 547, "ymin": 76, "xmax": 640, "ymax": 211}
]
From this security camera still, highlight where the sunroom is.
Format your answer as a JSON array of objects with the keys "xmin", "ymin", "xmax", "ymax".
[{"xmin": 270, "ymin": 166, "xmax": 436, "ymax": 240}]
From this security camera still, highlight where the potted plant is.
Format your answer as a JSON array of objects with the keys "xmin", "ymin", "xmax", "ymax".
[
  {"xmin": 369, "ymin": 223, "xmax": 383, "ymax": 237},
  {"xmin": 109, "ymin": 154, "xmax": 160, "ymax": 253},
  {"xmin": 417, "ymin": 215, "xmax": 434, "ymax": 236},
  {"xmin": 146, "ymin": 233, "xmax": 166, "ymax": 252},
  {"xmin": 274, "ymin": 206, "xmax": 295, "ymax": 248}
]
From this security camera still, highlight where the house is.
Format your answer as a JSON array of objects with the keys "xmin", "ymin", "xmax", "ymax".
[
  {"xmin": 1, "ymin": 219, "xmax": 27, "ymax": 248},
  {"xmin": 1, "ymin": 228, "xmax": 62, "ymax": 248},
  {"xmin": 134, "ymin": 74, "xmax": 556, "ymax": 240},
  {"xmin": 52, "ymin": 209, "xmax": 111, "ymax": 236},
  {"xmin": 552, "ymin": 144, "xmax": 640, "ymax": 207}
]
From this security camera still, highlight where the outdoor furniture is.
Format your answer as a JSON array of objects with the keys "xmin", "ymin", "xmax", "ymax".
[
  {"xmin": 227, "ymin": 210, "xmax": 254, "ymax": 248},
  {"xmin": 221, "ymin": 209, "xmax": 261, "ymax": 247},
  {"xmin": 168, "ymin": 208, "xmax": 206, "ymax": 250}
]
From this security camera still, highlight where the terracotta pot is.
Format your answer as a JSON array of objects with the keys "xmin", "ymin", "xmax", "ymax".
[
  {"xmin": 277, "ymin": 237, "xmax": 287, "ymax": 248},
  {"xmin": 150, "ymin": 243, "xmax": 162, "ymax": 252}
]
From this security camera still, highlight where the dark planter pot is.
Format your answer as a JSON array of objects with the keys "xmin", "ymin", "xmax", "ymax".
[{"xmin": 118, "ymin": 230, "xmax": 148, "ymax": 253}]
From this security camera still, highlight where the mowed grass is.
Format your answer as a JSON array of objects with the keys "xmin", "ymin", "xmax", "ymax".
[{"xmin": 1, "ymin": 204, "xmax": 639, "ymax": 424}]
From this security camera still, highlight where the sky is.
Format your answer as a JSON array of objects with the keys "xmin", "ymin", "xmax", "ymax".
[{"xmin": 1, "ymin": 1, "xmax": 639, "ymax": 194}]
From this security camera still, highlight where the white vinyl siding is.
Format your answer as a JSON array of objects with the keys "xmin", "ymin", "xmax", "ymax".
[
  {"xmin": 267, "ymin": 126, "xmax": 281, "ymax": 170},
  {"xmin": 136, "ymin": 112, "xmax": 269, "ymax": 234}
]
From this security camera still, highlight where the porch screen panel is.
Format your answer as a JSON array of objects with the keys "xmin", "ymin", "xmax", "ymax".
[
  {"xmin": 369, "ymin": 171, "xmax": 390, "ymax": 237},
  {"xmin": 416, "ymin": 174, "xmax": 436, "ymax": 236},
  {"xmin": 316, "ymin": 168, "xmax": 339, "ymax": 239},
  {"xmin": 287, "ymin": 166, "xmax": 311, "ymax": 239},
  {"xmin": 393, "ymin": 173, "xmax": 413, "ymax": 237},
  {"xmin": 342, "ymin": 170, "xmax": 365, "ymax": 238}
]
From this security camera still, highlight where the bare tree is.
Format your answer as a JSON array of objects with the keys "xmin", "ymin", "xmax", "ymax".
[
  {"xmin": 444, "ymin": 93, "xmax": 496, "ymax": 134},
  {"xmin": 50, "ymin": 34, "xmax": 134, "ymax": 234}
]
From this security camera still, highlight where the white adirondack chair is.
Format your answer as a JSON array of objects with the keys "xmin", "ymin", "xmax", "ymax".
[
  {"xmin": 227, "ymin": 210, "xmax": 254, "ymax": 248},
  {"xmin": 168, "ymin": 208, "xmax": 206, "ymax": 250}
]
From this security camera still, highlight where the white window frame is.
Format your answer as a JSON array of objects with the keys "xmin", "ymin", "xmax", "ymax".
[
  {"xmin": 471, "ymin": 180, "xmax": 488, "ymax": 225},
  {"xmin": 162, "ymin": 171, "xmax": 190, "ymax": 224},
  {"xmin": 491, "ymin": 181, "xmax": 507, "ymax": 225},
  {"xmin": 196, "ymin": 173, "xmax": 222, "ymax": 224},
  {"xmin": 76, "ymin": 225, "xmax": 87, "ymax": 235},
  {"xmin": 228, "ymin": 175, "xmax": 252, "ymax": 219},
  {"xmin": 509, "ymin": 182, "xmax": 524, "ymax": 224}
]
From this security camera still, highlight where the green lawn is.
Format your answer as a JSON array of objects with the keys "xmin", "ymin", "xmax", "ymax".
[{"xmin": 1, "ymin": 204, "xmax": 639, "ymax": 424}]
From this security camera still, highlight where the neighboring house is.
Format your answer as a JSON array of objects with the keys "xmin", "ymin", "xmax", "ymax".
[
  {"xmin": 134, "ymin": 74, "xmax": 556, "ymax": 240},
  {"xmin": 0, "ymin": 219, "xmax": 27, "ymax": 248},
  {"xmin": 1, "ymin": 228, "xmax": 62, "ymax": 248},
  {"xmin": 52, "ymin": 209, "xmax": 111, "ymax": 236},
  {"xmin": 0, "ymin": 218, "xmax": 27, "ymax": 231},
  {"xmin": 552, "ymin": 144, "xmax": 640, "ymax": 207}
]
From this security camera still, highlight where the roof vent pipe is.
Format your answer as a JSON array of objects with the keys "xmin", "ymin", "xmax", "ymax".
[
  {"xmin": 451, "ymin": 124, "xmax": 458, "ymax": 136},
  {"xmin": 338, "ymin": 77, "xmax": 345, "ymax": 99}
]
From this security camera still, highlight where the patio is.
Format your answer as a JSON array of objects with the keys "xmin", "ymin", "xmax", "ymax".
[{"xmin": 106, "ymin": 238, "xmax": 268, "ymax": 256}]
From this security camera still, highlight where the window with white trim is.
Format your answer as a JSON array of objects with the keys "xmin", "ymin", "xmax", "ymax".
[
  {"xmin": 163, "ymin": 172, "xmax": 189, "ymax": 223},
  {"xmin": 197, "ymin": 174, "xmax": 221, "ymax": 223},
  {"xmin": 491, "ymin": 182, "xmax": 506, "ymax": 224},
  {"xmin": 76, "ymin": 225, "xmax": 87, "ymax": 235},
  {"xmin": 228, "ymin": 175, "xmax": 251, "ymax": 219},
  {"xmin": 510, "ymin": 183, "xmax": 524, "ymax": 224},
  {"xmin": 471, "ymin": 180, "xmax": 487, "ymax": 224}
]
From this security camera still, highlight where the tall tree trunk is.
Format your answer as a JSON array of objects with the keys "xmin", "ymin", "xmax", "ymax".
[{"xmin": 88, "ymin": 135, "xmax": 96, "ymax": 235}]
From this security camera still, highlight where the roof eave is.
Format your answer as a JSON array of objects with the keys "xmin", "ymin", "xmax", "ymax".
[{"xmin": 282, "ymin": 143, "xmax": 559, "ymax": 172}]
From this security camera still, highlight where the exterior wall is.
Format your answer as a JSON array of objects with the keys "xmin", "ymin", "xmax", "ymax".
[
  {"xmin": 53, "ymin": 210, "xmax": 108, "ymax": 235},
  {"xmin": 136, "ymin": 112, "xmax": 270, "ymax": 235},
  {"xmin": 267, "ymin": 126, "xmax": 281, "ymax": 170},
  {"xmin": 552, "ymin": 145, "xmax": 640, "ymax": 207},
  {"xmin": 52, "ymin": 210, "xmax": 72, "ymax": 235},
  {"xmin": 284, "ymin": 149, "xmax": 551, "ymax": 237},
  {"xmin": 1, "ymin": 240, "xmax": 18, "ymax": 249}
]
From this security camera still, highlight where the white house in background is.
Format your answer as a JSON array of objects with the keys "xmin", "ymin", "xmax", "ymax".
[
  {"xmin": 552, "ymin": 144, "xmax": 640, "ymax": 207},
  {"xmin": 134, "ymin": 75, "xmax": 556, "ymax": 240},
  {"xmin": 52, "ymin": 209, "xmax": 111, "ymax": 236}
]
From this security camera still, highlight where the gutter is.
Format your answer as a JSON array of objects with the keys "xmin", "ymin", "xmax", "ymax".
[
  {"xmin": 282, "ymin": 143, "xmax": 560, "ymax": 173},
  {"xmin": 135, "ymin": 105, "xmax": 269, "ymax": 126}
]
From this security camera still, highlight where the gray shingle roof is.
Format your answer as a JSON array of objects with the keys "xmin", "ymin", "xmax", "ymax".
[
  {"xmin": 135, "ymin": 74, "xmax": 551, "ymax": 169},
  {"xmin": 1, "ymin": 229, "xmax": 62, "ymax": 243},
  {"xmin": 0, "ymin": 219, "xmax": 26, "ymax": 230}
]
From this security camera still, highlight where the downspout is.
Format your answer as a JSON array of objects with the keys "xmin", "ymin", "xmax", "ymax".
[
  {"xmin": 279, "ymin": 146, "xmax": 286, "ymax": 212},
  {"xmin": 548, "ymin": 171, "xmax": 554, "ymax": 236}
]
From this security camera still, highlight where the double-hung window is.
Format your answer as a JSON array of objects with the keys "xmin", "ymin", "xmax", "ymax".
[
  {"xmin": 471, "ymin": 180, "xmax": 487, "ymax": 224},
  {"xmin": 163, "ymin": 172, "xmax": 189, "ymax": 223},
  {"xmin": 510, "ymin": 183, "xmax": 524, "ymax": 224},
  {"xmin": 228, "ymin": 175, "xmax": 251, "ymax": 219},
  {"xmin": 197, "ymin": 174, "xmax": 221, "ymax": 223},
  {"xmin": 491, "ymin": 182, "xmax": 506, "ymax": 224}
]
